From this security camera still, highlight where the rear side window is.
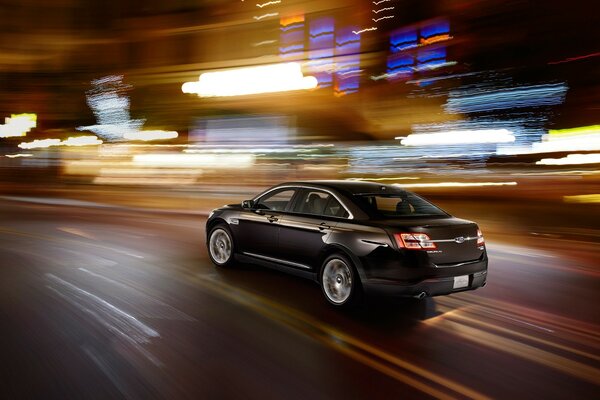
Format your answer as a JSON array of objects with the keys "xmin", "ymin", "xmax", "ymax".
[
  {"xmin": 293, "ymin": 190, "xmax": 349, "ymax": 218},
  {"xmin": 323, "ymin": 196, "xmax": 349, "ymax": 218},
  {"xmin": 256, "ymin": 189, "xmax": 295, "ymax": 211}
]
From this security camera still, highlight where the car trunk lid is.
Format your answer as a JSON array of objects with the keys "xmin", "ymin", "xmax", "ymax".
[{"xmin": 374, "ymin": 217, "xmax": 484, "ymax": 264}]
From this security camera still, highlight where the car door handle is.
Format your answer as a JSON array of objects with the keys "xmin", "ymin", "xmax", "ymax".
[
  {"xmin": 318, "ymin": 222, "xmax": 330, "ymax": 230},
  {"xmin": 267, "ymin": 216, "xmax": 279, "ymax": 223}
]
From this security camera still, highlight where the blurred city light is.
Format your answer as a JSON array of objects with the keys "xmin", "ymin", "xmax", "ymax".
[
  {"xmin": 19, "ymin": 136, "xmax": 102, "ymax": 149},
  {"xmin": 444, "ymin": 83, "xmax": 568, "ymax": 114},
  {"xmin": 123, "ymin": 130, "xmax": 179, "ymax": 141},
  {"xmin": 537, "ymin": 154, "xmax": 600, "ymax": 166},
  {"xmin": 563, "ymin": 194, "xmax": 600, "ymax": 203},
  {"xmin": 0, "ymin": 114, "xmax": 37, "ymax": 138},
  {"xmin": 181, "ymin": 63, "xmax": 318, "ymax": 97},
  {"xmin": 62, "ymin": 136, "xmax": 104, "ymax": 147},
  {"xmin": 0, "ymin": 1, "xmax": 599, "ymax": 399},
  {"xmin": 4, "ymin": 154, "xmax": 33, "ymax": 158},
  {"xmin": 132, "ymin": 153, "xmax": 255, "ymax": 168},
  {"xmin": 399, "ymin": 129, "xmax": 515, "ymax": 146},
  {"xmin": 18, "ymin": 139, "xmax": 61, "ymax": 149}
]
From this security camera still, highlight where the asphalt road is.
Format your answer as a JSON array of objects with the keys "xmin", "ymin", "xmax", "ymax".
[{"xmin": 0, "ymin": 200, "xmax": 598, "ymax": 399}]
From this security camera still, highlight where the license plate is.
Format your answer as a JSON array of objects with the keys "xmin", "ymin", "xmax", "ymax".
[{"xmin": 453, "ymin": 275, "xmax": 469, "ymax": 289}]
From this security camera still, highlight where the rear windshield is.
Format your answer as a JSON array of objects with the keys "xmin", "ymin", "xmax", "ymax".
[{"xmin": 353, "ymin": 192, "xmax": 448, "ymax": 218}]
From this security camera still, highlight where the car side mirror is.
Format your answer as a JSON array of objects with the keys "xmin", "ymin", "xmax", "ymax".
[{"xmin": 241, "ymin": 199, "xmax": 255, "ymax": 209}]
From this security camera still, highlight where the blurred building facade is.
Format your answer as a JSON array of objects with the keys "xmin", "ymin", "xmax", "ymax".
[{"xmin": 0, "ymin": 0, "xmax": 598, "ymax": 142}]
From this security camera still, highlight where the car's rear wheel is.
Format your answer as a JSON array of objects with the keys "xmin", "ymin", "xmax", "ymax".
[
  {"xmin": 208, "ymin": 225, "xmax": 235, "ymax": 267},
  {"xmin": 320, "ymin": 254, "xmax": 361, "ymax": 307}
]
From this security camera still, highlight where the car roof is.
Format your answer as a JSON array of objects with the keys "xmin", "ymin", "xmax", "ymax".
[{"xmin": 279, "ymin": 180, "xmax": 405, "ymax": 195}]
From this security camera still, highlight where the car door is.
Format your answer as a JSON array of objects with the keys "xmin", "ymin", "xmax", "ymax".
[
  {"xmin": 236, "ymin": 187, "xmax": 297, "ymax": 258},
  {"xmin": 276, "ymin": 189, "xmax": 348, "ymax": 270}
]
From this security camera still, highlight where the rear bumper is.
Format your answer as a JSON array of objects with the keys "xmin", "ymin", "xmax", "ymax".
[{"xmin": 362, "ymin": 269, "xmax": 487, "ymax": 298}]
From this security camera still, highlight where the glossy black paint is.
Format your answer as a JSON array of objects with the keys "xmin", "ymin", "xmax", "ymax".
[{"xmin": 206, "ymin": 181, "xmax": 488, "ymax": 299}]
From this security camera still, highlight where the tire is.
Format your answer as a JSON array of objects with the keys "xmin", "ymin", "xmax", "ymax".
[
  {"xmin": 207, "ymin": 224, "xmax": 236, "ymax": 267},
  {"xmin": 319, "ymin": 253, "xmax": 362, "ymax": 307}
]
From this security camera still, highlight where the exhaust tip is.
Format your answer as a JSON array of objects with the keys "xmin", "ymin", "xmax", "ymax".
[{"xmin": 414, "ymin": 291, "xmax": 427, "ymax": 300}]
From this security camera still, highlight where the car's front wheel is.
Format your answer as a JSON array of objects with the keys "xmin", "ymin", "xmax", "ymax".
[
  {"xmin": 207, "ymin": 224, "xmax": 235, "ymax": 267},
  {"xmin": 320, "ymin": 254, "xmax": 362, "ymax": 307}
]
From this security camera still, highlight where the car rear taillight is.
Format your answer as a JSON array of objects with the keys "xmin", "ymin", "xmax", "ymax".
[
  {"xmin": 394, "ymin": 233, "xmax": 437, "ymax": 250},
  {"xmin": 477, "ymin": 229, "xmax": 485, "ymax": 246}
]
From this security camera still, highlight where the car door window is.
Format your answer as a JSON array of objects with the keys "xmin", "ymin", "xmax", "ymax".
[
  {"xmin": 256, "ymin": 189, "xmax": 296, "ymax": 211},
  {"xmin": 294, "ymin": 190, "xmax": 329, "ymax": 215},
  {"xmin": 293, "ymin": 190, "xmax": 347, "ymax": 217}
]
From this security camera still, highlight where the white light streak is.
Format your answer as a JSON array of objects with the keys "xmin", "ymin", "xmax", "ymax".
[
  {"xmin": 182, "ymin": 62, "xmax": 317, "ymax": 97},
  {"xmin": 4, "ymin": 154, "xmax": 33, "ymax": 158},
  {"xmin": 413, "ymin": 61, "xmax": 457, "ymax": 71},
  {"xmin": 373, "ymin": 7, "xmax": 394, "ymax": 13},
  {"xmin": 337, "ymin": 69, "xmax": 363, "ymax": 77},
  {"xmin": 18, "ymin": 139, "xmax": 61, "ymax": 149},
  {"xmin": 497, "ymin": 133, "xmax": 600, "ymax": 155},
  {"xmin": 254, "ymin": 12, "xmax": 278, "ymax": 20},
  {"xmin": 445, "ymin": 83, "xmax": 568, "ymax": 114},
  {"xmin": 62, "ymin": 136, "xmax": 103, "ymax": 146},
  {"xmin": 123, "ymin": 130, "xmax": 178, "ymax": 141},
  {"xmin": 373, "ymin": 0, "xmax": 393, "ymax": 4},
  {"xmin": 256, "ymin": 0, "xmax": 281, "ymax": 7},
  {"xmin": 0, "ymin": 114, "xmax": 37, "ymax": 138},
  {"xmin": 400, "ymin": 129, "xmax": 515, "ymax": 146},
  {"xmin": 373, "ymin": 15, "xmax": 395, "ymax": 22},
  {"xmin": 536, "ymin": 153, "xmax": 600, "ymax": 166},
  {"xmin": 18, "ymin": 136, "xmax": 103, "ymax": 149},
  {"xmin": 352, "ymin": 27, "xmax": 377, "ymax": 35}
]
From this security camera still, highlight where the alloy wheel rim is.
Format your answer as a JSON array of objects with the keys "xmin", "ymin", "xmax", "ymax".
[
  {"xmin": 322, "ymin": 258, "xmax": 352, "ymax": 304},
  {"xmin": 209, "ymin": 229, "xmax": 232, "ymax": 264}
]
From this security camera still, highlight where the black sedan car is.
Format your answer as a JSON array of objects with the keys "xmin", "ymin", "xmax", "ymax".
[{"xmin": 206, "ymin": 181, "xmax": 487, "ymax": 307}]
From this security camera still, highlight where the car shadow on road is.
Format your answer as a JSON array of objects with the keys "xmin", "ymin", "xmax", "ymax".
[{"xmin": 209, "ymin": 261, "xmax": 441, "ymax": 333}]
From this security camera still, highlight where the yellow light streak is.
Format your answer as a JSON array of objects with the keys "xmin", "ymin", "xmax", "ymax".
[{"xmin": 563, "ymin": 194, "xmax": 600, "ymax": 203}]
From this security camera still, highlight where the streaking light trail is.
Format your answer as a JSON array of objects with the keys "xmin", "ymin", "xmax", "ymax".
[
  {"xmin": 445, "ymin": 83, "xmax": 568, "ymax": 113},
  {"xmin": 182, "ymin": 63, "xmax": 318, "ymax": 97},
  {"xmin": 373, "ymin": 7, "xmax": 394, "ymax": 13},
  {"xmin": 373, "ymin": 16, "xmax": 394, "ymax": 22},
  {"xmin": 18, "ymin": 136, "xmax": 103, "ymax": 149},
  {"xmin": 18, "ymin": 139, "xmax": 61, "ymax": 149},
  {"xmin": 537, "ymin": 154, "xmax": 600, "ymax": 166},
  {"xmin": 256, "ymin": 0, "xmax": 280, "ymax": 8},
  {"xmin": 353, "ymin": 27, "xmax": 377, "ymax": 35},
  {"xmin": 548, "ymin": 52, "xmax": 600, "ymax": 65},
  {"xmin": 254, "ymin": 13, "xmax": 278, "ymax": 21},
  {"xmin": 123, "ymin": 131, "xmax": 178, "ymax": 141},
  {"xmin": 399, "ymin": 129, "xmax": 515, "ymax": 146},
  {"xmin": 133, "ymin": 153, "xmax": 255, "ymax": 168}
]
